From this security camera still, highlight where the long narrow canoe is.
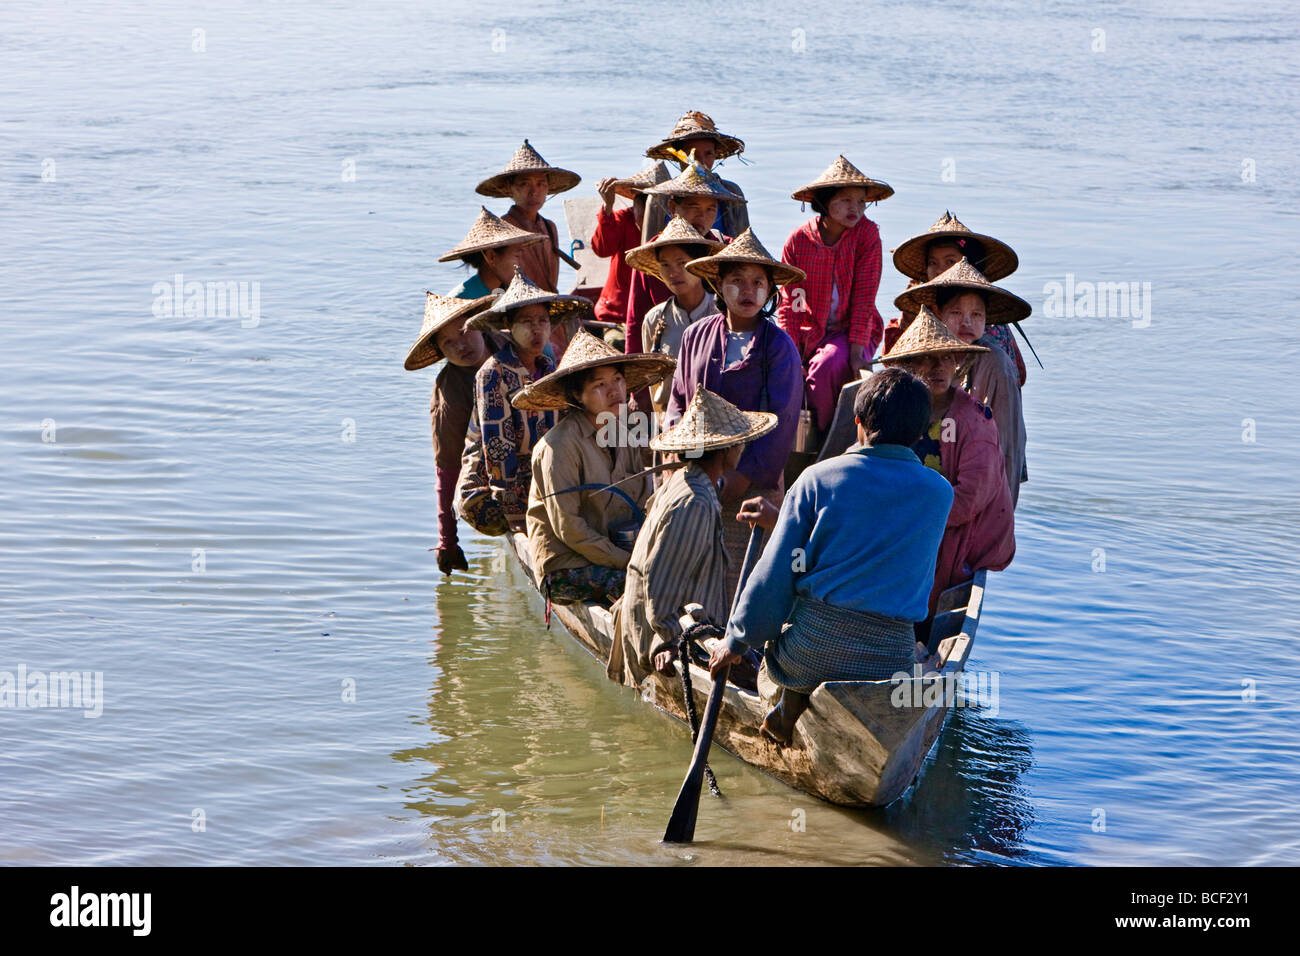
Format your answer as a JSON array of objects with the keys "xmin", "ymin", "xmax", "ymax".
[{"xmin": 503, "ymin": 531, "xmax": 988, "ymax": 808}]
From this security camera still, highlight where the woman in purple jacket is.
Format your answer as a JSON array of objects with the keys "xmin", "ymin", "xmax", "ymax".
[{"xmin": 665, "ymin": 228, "xmax": 805, "ymax": 598}]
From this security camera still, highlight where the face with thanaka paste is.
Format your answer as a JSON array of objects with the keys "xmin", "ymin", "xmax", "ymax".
[
  {"xmin": 508, "ymin": 303, "xmax": 551, "ymax": 355},
  {"xmin": 718, "ymin": 264, "xmax": 771, "ymax": 324},
  {"xmin": 824, "ymin": 186, "xmax": 868, "ymax": 231},
  {"xmin": 435, "ymin": 323, "xmax": 489, "ymax": 368},
  {"xmin": 667, "ymin": 196, "xmax": 719, "ymax": 237},
  {"xmin": 940, "ymin": 291, "xmax": 988, "ymax": 344},
  {"xmin": 899, "ymin": 353, "xmax": 961, "ymax": 399},
  {"xmin": 576, "ymin": 365, "xmax": 627, "ymax": 419},
  {"xmin": 508, "ymin": 171, "xmax": 550, "ymax": 217}
]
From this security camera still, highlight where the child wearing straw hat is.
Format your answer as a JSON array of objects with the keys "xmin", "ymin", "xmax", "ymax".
[
  {"xmin": 777, "ymin": 156, "xmax": 894, "ymax": 434},
  {"xmin": 644, "ymin": 110, "xmax": 750, "ymax": 239},
  {"xmin": 513, "ymin": 330, "xmax": 674, "ymax": 607},
  {"xmin": 590, "ymin": 162, "xmax": 670, "ymax": 329},
  {"xmin": 624, "ymin": 158, "xmax": 743, "ymax": 362},
  {"xmin": 886, "ymin": 212, "xmax": 1027, "ymax": 385},
  {"xmin": 665, "ymin": 228, "xmax": 804, "ymax": 599},
  {"xmin": 877, "ymin": 306, "xmax": 1015, "ymax": 634},
  {"xmin": 476, "ymin": 140, "xmax": 581, "ymax": 296},
  {"xmin": 606, "ymin": 387, "xmax": 777, "ymax": 690},
  {"xmin": 440, "ymin": 206, "xmax": 548, "ymax": 300},
  {"xmin": 623, "ymin": 215, "xmax": 723, "ymax": 415},
  {"xmin": 895, "ymin": 257, "xmax": 1031, "ymax": 507},
  {"xmin": 457, "ymin": 268, "xmax": 593, "ymax": 535},
  {"xmin": 403, "ymin": 292, "xmax": 501, "ymax": 574}
]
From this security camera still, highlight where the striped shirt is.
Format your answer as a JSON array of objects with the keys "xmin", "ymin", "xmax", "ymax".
[{"xmin": 607, "ymin": 463, "xmax": 728, "ymax": 688}]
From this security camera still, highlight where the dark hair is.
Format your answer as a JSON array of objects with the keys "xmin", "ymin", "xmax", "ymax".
[
  {"xmin": 714, "ymin": 261, "xmax": 778, "ymax": 320},
  {"xmin": 926, "ymin": 236, "xmax": 986, "ymax": 272},
  {"xmin": 809, "ymin": 187, "xmax": 838, "ymax": 217},
  {"xmin": 934, "ymin": 286, "xmax": 989, "ymax": 311},
  {"xmin": 853, "ymin": 368, "xmax": 931, "ymax": 447},
  {"xmin": 462, "ymin": 251, "xmax": 486, "ymax": 270}
]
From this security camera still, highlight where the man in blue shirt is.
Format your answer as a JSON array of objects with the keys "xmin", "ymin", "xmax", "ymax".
[{"xmin": 708, "ymin": 368, "xmax": 954, "ymax": 744}]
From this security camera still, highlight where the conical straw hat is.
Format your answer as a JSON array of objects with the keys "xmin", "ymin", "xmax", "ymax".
[
  {"xmin": 510, "ymin": 329, "xmax": 676, "ymax": 411},
  {"xmin": 624, "ymin": 216, "xmax": 724, "ymax": 279},
  {"xmin": 403, "ymin": 292, "xmax": 500, "ymax": 370},
  {"xmin": 891, "ymin": 211, "xmax": 1019, "ymax": 282},
  {"xmin": 464, "ymin": 266, "xmax": 593, "ymax": 331},
  {"xmin": 438, "ymin": 206, "xmax": 547, "ymax": 262},
  {"xmin": 651, "ymin": 387, "xmax": 777, "ymax": 454},
  {"xmin": 612, "ymin": 161, "xmax": 671, "ymax": 200},
  {"xmin": 685, "ymin": 227, "xmax": 806, "ymax": 288},
  {"xmin": 646, "ymin": 111, "xmax": 745, "ymax": 163},
  {"xmin": 893, "ymin": 257, "xmax": 1031, "ymax": 325},
  {"xmin": 791, "ymin": 155, "xmax": 893, "ymax": 205},
  {"xmin": 476, "ymin": 140, "xmax": 581, "ymax": 198},
  {"xmin": 876, "ymin": 305, "xmax": 989, "ymax": 365},
  {"xmin": 642, "ymin": 154, "xmax": 745, "ymax": 203}
]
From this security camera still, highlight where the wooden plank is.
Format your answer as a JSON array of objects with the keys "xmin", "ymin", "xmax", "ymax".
[{"xmin": 562, "ymin": 195, "xmax": 630, "ymax": 293}]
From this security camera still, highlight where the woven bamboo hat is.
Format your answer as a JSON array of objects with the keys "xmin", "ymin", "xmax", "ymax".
[
  {"xmin": 624, "ymin": 216, "xmax": 724, "ymax": 280},
  {"xmin": 646, "ymin": 111, "xmax": 745, "ymax": 163},
  {"xmin": 685, "ymin": 228, "xmax": 806, "ymax": 288},
  {"xmin": 511, "ymin": 329, "xmax": 676, "ymax": 412},
  {"xmin": 891, "ymin": 212, "xmax": 1019, "ymax": 282},
  {"xmin": 893, "ymin": 257, "xmax": 1031, "ymax": 325},
  {"xmin": 792, "ymin": 155, "xmax": 893, "ymax": 205},
  {"xmin": 464, "ymin": 267, "xmax": 593, "ymax": 332},
  {"xmin": 437, "ymin": 206, "xmax": 547, "ymax": 263},
  {"xmin": 403, "ymin": 292, "xmax": 500, "ymax": 370},
  {"xmin": 476, "ymin": 140, "xmax": 581, "ymax": 198},
  {"xmin": 876, "ymin": 305, "xmax": 989, "ymax": 365},
  {"xmin": 651, "ymin": 387, "xmax": 777, "ymax": 454},
  {"xmin": 642, "ymin": 156, "xmax": 745, "ymax": 203},
  {"xmin": 612, "ymin": 161, "xmax": 671, "ymax": 200}
]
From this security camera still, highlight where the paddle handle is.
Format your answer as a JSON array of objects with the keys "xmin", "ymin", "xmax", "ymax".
[{"xmin": 730, "ymin": 524, "xmax": 765, "ymax": 617}]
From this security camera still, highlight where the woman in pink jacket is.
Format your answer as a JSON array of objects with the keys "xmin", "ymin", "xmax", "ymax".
[
  {"xmin": 878, "ymin": 305, "xmax": 1015, "ymax": 631},
  {"xmin": 776, "ymin": 156, "xmax": 893, "ymax": 432}
]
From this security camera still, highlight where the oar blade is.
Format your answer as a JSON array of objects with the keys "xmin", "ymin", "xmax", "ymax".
[{"xmin": 663, "ymin": 768, "xmax": 704, "ymax": 843}]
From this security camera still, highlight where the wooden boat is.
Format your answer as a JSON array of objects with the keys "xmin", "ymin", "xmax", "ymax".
[{"xmin": 503, "ymin": 529, "xmax": 988, "ymax": 808}]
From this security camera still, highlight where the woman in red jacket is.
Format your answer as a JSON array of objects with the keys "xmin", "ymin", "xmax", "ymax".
[
  {"xmin": 878, "ymin": 305, "xmax": 1015, "ymax": 635},
  {"xmin": 776, "ymin": 156, "xmax": 893, "ymax": 433}
]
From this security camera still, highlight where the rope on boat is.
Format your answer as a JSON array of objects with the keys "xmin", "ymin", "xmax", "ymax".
[{"xmin": 679, "ymin": 620, "xmax": 723, "ymax": 798}]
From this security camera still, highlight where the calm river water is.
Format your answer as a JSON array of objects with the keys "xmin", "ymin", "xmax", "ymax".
[{"xmin": 2, "ymin": 0, "xmax": 1298, "ymax": 865}]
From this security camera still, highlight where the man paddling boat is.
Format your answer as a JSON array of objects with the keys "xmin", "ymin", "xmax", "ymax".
[{"xmin": 709, "ymin": 368, "xmax": 953, "ymax": 745}]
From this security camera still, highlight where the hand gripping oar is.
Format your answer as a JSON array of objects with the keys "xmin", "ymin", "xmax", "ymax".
[{"xmin": 663, "ymin": 523, "xmax": 765, "ymax": 844}]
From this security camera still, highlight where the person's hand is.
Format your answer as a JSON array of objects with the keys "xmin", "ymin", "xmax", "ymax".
[
  {"xmin": 596, "ymin": 176, "xmax": 619, "ymax": 210},
  {"xmin": 708, "ymin": 644, "xmax": 743, "ymax": 679},
  {"xmin": 653, "ymin": 647, "xmax": 678, "ymax": 675},
  {"xmin": 436, "ymin": 545, "xmax": 469, "ymax": 576},
  {"xmin": 849, "ymin": 343, "xmax": 871, "ymax": 375},
  {"xmin": 736, "ymin": 496, "xmax": 778, "ymax": 530}
]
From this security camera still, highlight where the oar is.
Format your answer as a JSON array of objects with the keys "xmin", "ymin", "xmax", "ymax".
[
  {"xmin": 663, "ymin": 523, "xmax": 765, "ymax": 844},
  {"xmin": 1010, "ymin": 321, "xmax": 1044, "ymax": 370}
]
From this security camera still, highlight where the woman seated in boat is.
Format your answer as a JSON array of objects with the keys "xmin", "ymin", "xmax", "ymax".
[
  {"xmin": 625, "ymin": 158, "xmax": 743, "ymax": 358},
  {"xmin": 894, "ymin": 257, "xmax": 1031, "ymax": 506},
  {"xmin": 710, "ymin": 368, "xmax": 953, "ymax": 746},
  {"xmin": 664, "ymin": 228, "xmax": 804, "ymax": 599},
  {"xmin": 403, "ymin": 291, "xmax": 501, "ymax": 575},
  {"xmin": 776, "ymin": 156, "xmax": 892, "ymax": 432},
  {"xmin": 439, "ymin": 206, "xmax": 547, "ymax": 301},
  {"xmin": 476, "ymin": 140, "xmax": 582, "ymax": 357},
  {"xmin": 886, "ymin": 212, "xmax": 1026, "ymax": 384},
  {"xmin": 590, "ymin": 162, "xmax": 669, "ymax": 333},
  {"xmin": 607, "ymin": 387, "xmax": 777, "ymax": 689},
  {"xmin": 623, "ymin": 215, "xmax": 722, "ymax": 416},
  {"xmin": 514, "ymin": 330, "xmax": 674, "ymax": 606},
  {"xmin": 877, "ymin": 306, "xmax": 1015, "ymax": 641},
  {"xmin": 458, "ymin": 268, "xmax": 592, "ymax": 536},
  {"xmin": 643, "ymin": 110, "xmax": 749, "ymax": 238}
]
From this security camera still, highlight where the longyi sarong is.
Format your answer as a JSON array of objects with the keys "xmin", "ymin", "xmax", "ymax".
[{"xmin": 764, "ymin": 596, "xmax": 914, "ymax": 694}]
